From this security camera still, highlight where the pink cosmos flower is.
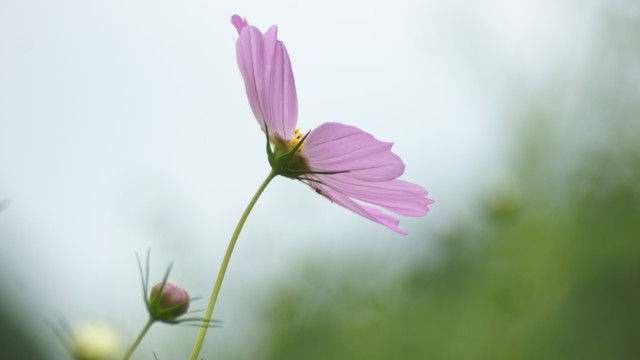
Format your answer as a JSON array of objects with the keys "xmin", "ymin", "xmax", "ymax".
[{"xmin": 231, "ymin": 15, "xmax": 433, "ymax": 234}]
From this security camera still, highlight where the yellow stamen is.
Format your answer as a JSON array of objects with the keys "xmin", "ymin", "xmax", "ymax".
[{"xmin": 291, "ymin": 128, "xmax": 304, "ymax": 151}]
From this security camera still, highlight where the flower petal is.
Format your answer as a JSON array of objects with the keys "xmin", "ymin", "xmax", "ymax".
[
  {"xmin": 231, "ymin": 15, "xmax": 247, "ymax": 34},
  {"xmin": 302, "ymin": 122, "xmax": 405, "ymax": 181},
  {"xmin": 312, "ymin": 182, "xmax": 409, "ymax": 235},
  {"xmin": 232, "ymin": 15, "xmax": 297, "ymax": 142},
  {"xmin": 301, "ymin": 122, "xmax": 433, "ymax": 233},
  {"xmin": 266, "ymin": 34, "xmax": 298, "ymax": 143},
  {"xmin": 317, "ymin": 174, "xmax": 433, "ymax": 216},
  {"xmin": 235, "ymin": 26, "xmax": 265, "ymax": 130}
]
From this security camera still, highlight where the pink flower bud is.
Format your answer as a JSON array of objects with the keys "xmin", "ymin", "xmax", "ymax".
[{"xmin": 149, "ymin": 281, "xmax": 189, "ymax": 321}]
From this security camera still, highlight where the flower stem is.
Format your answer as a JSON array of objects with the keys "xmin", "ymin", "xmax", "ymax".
[
  {"xmin": 122, "ymin": 317, "xmax": 154, "ymax": 360},
  {"xmin": 189, "ymin": 170, "xmax": 277, "ymax": 360}
]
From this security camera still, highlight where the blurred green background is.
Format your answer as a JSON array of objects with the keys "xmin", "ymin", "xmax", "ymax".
[
  {"xmin": 1, "ymin": 1, "xmax": 639, "ymax": 359},
  {"xmin": 241, "ymin": 142, "xmax": 640, "ymax": 360},
  {"xmin": 228, "ymin": 3, "xmax": 640, "ymax": 360}
]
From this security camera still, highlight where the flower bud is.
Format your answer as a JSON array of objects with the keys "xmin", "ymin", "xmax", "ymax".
[{"xmin": 148, "ymin": 281, "xmax": 189, "ymax": 321}]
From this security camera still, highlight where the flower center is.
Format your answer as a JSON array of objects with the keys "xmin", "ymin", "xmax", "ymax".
[{"xmin": 290, "ymin": 128, "xmax": 304, "ymax": 151}]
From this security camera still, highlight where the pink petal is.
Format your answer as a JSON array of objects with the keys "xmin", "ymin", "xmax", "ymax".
[
  {"xmin": 318, "ymin": 174, "xmax": 433, "ymax": 216},
  {"xmin": 231, "ymin": 15, "xmax": 247, "ymax": 34},
  {"xmin": 232, "ymin": 16, "xmax": 298, "ymax": 142},
  {"xmin": 313, "ymin": 182, "xmax": 408, "ymax": 234},
  {"xmin": 266, "ymin": 35, "xmax": 298, "ymax": 143},
  {"xmin": 302, "ymin": 122, "xmax": 405, "ymax": 181},
  {"xmin": 301, "ymin": 122, "xmax": 433, "ymax": 233},
  {"xmin": 235, "ymin": 26, "xmax": 265, "ymax": 130}
]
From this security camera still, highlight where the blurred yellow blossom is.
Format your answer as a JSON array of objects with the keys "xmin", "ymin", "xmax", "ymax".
[{"xmin": 70, "ymin": 322, "xmax": 121, "ymax": 360}]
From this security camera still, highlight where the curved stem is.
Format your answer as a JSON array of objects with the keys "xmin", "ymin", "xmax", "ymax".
[
  {"xmin": 189, "ymin": 170, "xmax": 277, "ymax": 360},
  {"xmin": 122, "ymin": 317, "xmax": 154, "ymax": 360}
]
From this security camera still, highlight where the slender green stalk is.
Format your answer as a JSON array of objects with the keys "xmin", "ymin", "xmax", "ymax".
[
  {"xmin": 122, "ymin": 317, "xmax": 154, "ymax": 360},
  {"xmin": 189, "ymin": 170, "xmax": 277, "ymax": 360}
]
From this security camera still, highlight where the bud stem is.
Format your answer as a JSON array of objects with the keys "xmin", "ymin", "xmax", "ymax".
[
  {"xmin": 189, "ymin": 170, "xmax": 277, "ymax": 359},
  {"xmin": 122, "ymin": 317, "xmax": 154, "ymax": 360}
]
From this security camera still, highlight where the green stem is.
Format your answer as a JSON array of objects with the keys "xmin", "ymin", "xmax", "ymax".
[
  {"xmin": 189, "ymin": 170, "xmax": 277, "ymax": 360},
  {"xmin": 122, "ymin": 317, "xmax": 154, "ymax": 360}
]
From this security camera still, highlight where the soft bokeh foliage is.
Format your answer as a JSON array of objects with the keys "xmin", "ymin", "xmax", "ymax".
[
  {"xmin": 247, "ymin": 148, "xmax": 640, "ymax": 359},
  {"xmin": 232, "ymin": 4, "xmax": 640, "ymax": 358},
  {"xmin": 243, "ymin": 117, "xmax": 640, "ymax": 360}
]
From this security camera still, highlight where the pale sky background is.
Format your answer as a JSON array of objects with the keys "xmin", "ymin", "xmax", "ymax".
[{"xmin": 0, "ymin": 0, "xmax": 612, "ymax": 358}]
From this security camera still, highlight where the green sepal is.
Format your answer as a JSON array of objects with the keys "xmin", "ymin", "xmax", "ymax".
[{"xmin": 263, "ymin": 123, "xmax": 349, "ymax": 180}]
